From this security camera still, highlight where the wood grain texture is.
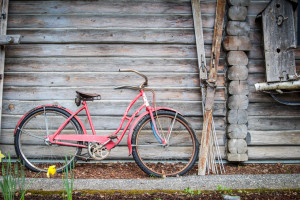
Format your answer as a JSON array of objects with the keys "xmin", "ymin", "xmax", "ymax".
[
  {"xmin": 248, "ymin": 116, "xmax": 300, "ymax": 130},
  {"xmin": 8, "ymin": 0, "xmax": 215, "ymax": 15},
  {"xmin": 0, "ymin": 0, "xmax": 9, "ymax": 134},
  {"xmin": 2, "ymin": 100, "xmax": 227, "ymax": 117},
  {"xmin": 261, "ymin": 0, "xmax": 296, "ymax": 82},
  {"xmin": 5, "ymin": 57, "xmax": 226, "ymax": 73},
  {"xmin": 3, "ymin": 87, "xmax": 226, "ymax": 101},
  {"xmin": 248, "ymin": 130, "xmax": 300, "ymax": 146},
  {"xmin": 248, "ymin": 103, "xmax": 300, "ymax": 116},
  {"xmin": 8, "ymin": 14, "xmax": 198, "ymax": 29},
  {"xmin": 248, "ymin": 146, "xmax": 300, "ymax": 160},
  {"xmin": 3, "ymin": 72, "xmax": 225, "ymax": 87},
  {"xmin": 7, "ymin": 29, "xmax": 207, "ymax": 45},
  {"xmin": 6, "ymin": 44, "xmax": 198, "ymax": 58},
  {"xmin": 6, "ymin": 0, "xmax": 298, "ymax": 162}
]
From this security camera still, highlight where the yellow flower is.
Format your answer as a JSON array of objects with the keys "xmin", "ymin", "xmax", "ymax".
[
  {"xmin": 47, "ymin": 165, "xmax": 56, "ymax": 178},
  {"xmin": 0, "ymin": 151, "xmax": 5, "ymax": 162}
]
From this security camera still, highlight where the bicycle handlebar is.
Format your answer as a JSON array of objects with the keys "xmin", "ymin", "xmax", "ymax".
[{"xmin": 119, "ymin": 69, "xmax": 148, "ymax": 88}]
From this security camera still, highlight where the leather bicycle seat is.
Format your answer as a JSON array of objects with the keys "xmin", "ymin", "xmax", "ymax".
[{"xmin": 76, "ymin": 91, "xmax": 101, "ymax": 99}]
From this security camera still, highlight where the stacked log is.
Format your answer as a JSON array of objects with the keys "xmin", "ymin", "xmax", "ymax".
[{"xmin": 223, "ymin": 0, "xmax": 252, "ymax": 162}]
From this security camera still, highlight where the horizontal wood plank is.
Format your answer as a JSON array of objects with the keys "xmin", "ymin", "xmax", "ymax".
[
  {"xmin": 4, "ymin": 72, "xmax": 225, "ymax": 88},
  {"xmin": 2, "ymin": 100, "xmax": 226, "ymax": 117},
  {"xmin": 248, "ymin": 146, "xmax": 300, "ymax": 160},
  {"xmin": 248, "ymin": 103, "xmax": 300, "ymax": 116},
  {"xmin": 5, "ymin": 57, "xmax": 226, "ymax": 73},
  {"xmin": 6, "ymin": 44, "xmax": 202, "ymax": 58},
  {"xmin": 248, "ymin": 59, "xmax": 300, "ymax": 74},
  {"xmin": 9, "ymin": 1, "xmax": 217, "ymax": 15},
  {"xmin": 248, "ymin": 116, "xmax": 300, "ymax": 130},
  {"xmin": 3, "ymin": 87, "xmax": 226, "ymax": 101},
  {"xmin": 7, "ymin": 28, "xmax": 216, "ymax": 45},
  {"xmin": 7, "ymin": 29, "xmax": 201, "ymax": 44},
  {"xmin": 7, "ymin": 14, "xmax": 200, "ymax": 29},
  {"xmin": 248, "ymin": 130, "xmax": 300, "ymax": 146},
  {"xmin": 7, "ymin": 13, "xmax": 267, "ymax": 30}
]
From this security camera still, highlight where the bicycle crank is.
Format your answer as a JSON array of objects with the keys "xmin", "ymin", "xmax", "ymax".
[{"xmin": 88, "ymin": 142, "xmax": 111, "ymax": 160}]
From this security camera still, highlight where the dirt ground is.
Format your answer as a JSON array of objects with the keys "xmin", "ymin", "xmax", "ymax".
[
  {"xmin": 17, "ymin": 162, "xmax": 300, "ymax": 179},
  {"xmin": 1, "ymin": 162, "xmax": 300, "ymax": 199},
  {"xmin": 8, "ymin": 189, "xmax": 300, "ymax": 200}
]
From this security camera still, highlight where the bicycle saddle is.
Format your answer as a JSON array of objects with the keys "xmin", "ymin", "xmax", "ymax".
[
  {"xmin": 75, "ymin": 91, "xmax": 101, "ymax": 106},
  {"xmin": 76, "ymin": 91, "xmax": 100, "ymax": 99}
]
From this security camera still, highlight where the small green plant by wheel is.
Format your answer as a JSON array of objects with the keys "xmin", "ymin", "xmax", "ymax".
[{"xmin": 14, "ymin": 69, "xmax": 199, "ymax": 177}]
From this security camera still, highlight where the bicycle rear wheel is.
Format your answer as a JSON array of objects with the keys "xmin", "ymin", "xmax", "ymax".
[
  {"xmin": 14, "ymin": 106, "xmax": 83, "ymax": 173},
  {"xmin": 132, "ymin": 110, "xmax": 199, "ymax": 177}
]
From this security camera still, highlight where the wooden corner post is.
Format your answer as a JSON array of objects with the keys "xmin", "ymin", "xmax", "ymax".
[
  {"xmin": 0, "ymin": 0, "xmax": 9, "ymax": 135},
  {"xmin": 191, "ymin": 0, "xmax": 226, "ymax": 175},
  {"xmin": 0, "ymin": 0, "xmax": 20, "ymax": 134}
]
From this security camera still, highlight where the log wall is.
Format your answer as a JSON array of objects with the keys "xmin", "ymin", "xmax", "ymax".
[
  {"xmin": 0, "ymin": 0, "xmax": 299, "ymax": 162},
  {"xmin": 0, "ymin": 0, "xmax": 227, "ymax": 160},
  {"xmin": 246, "ymin": 0, "xmax": 300, "ymax": 160}
]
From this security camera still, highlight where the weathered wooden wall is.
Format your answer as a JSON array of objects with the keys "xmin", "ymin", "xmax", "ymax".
[
  {"xmin": 0, "ymin": 0, "xmax": 299, "ymax": 162},
  {"xmin": 247, "ymin": 0, "xmax": 300, "ymax": 160},
  {"xmin": 0, "ymin": 0, "xmax": 227, "ymax": 160}
]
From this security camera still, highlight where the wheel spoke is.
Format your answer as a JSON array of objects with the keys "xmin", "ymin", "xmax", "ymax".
[
  {"xmin": 166, "ymin": 112, "xmax": 178, "ymax": 143},
  {"xmin": 15, "ymin": 107, "xmax": 82, "ymax": 173},
  {"xmin": 18, "ymin": 128, "xmax": 45, "ymax": 140},
  {"xmin": 132, "ymin": 111, "xmax": 198, "ymax": 177}
]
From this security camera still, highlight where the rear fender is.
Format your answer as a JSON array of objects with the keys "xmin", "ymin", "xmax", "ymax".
[
  {"xmin": 127, "ymin": 107, "xmax": 181, "ymax": 155},
  {"xmin": 14, "ymin": 105, "xmax": 87, "ymax": 135}
]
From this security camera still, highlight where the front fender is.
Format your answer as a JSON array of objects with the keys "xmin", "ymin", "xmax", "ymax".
[{"xmin": 127, "ymin": 107, "xmax": 181, "ymax": 155}]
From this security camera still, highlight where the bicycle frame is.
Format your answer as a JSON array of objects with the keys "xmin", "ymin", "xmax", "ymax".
[{"xmin": 46, "ymin": 89, "xmax": 176, "ymax": 154}]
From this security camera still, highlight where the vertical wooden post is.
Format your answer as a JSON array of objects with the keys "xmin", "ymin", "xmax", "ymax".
[
  {"xmin": 0, "ymin": 0, "xmax": 9, "ymax": 134},
  {"xmin": 191, "ymin": 0, "xmax": 207, "ymax": 76},
  {"xmin": 198, "ymin": 0, "xmax": 226, "ymax": 175},
  {"xmin": 191, "ymin": 0, "xmax": 208, "ymax": 175}
]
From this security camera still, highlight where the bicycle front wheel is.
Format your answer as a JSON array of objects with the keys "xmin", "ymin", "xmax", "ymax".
[
  {"xmin": 132, "ymin": 110, "xmax": 199, "ymax": 177},
  {"xmin": 14, "ymin": 106, "xmax": 83, "ymax": 173}
]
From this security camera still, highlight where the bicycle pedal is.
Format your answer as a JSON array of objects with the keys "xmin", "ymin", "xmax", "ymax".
[
  {"xmin": 108, "ymin": 135, "xmax": 118, "ymax": 140},
  {"xmin": 75, "ymin": 154, "xmax": 91, "ymax": 162}
]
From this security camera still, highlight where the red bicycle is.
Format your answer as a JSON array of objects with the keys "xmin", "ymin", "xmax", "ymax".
[{"xmin": 14, "ymin": 69, "xmax": 199, "ymax": 177}]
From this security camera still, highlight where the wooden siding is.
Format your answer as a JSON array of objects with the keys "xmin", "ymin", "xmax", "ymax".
[
  {"xmin": 1, "ymin": 0, "xmax": 298, "ymax": 162},
  {"xmin": 0, "ymin": 0, "xmax": 227, "ymax": 160},
  {"xmin": 247, "ymin": 0, "xmax": 300, "ymax": 160}
]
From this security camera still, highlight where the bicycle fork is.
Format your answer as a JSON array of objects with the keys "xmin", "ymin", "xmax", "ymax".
[{"xmin": 142, "ymin": 91, "xmax": 178, "ymax": 146}]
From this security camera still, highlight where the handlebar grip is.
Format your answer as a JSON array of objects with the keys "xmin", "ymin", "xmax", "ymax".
[
  {"xmin": 119, "ymin": 69, "xmax": 131, "ymax": 72},
  {"xmin": 118, "ymin": 69, "xmax": 148, "ymax": 88}
]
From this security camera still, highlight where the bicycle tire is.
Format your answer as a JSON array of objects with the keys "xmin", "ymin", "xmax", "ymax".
[
  {"xmin": 132, "ymin": 110, "xmax": 199, "ymax": 177},
  {"xmin": 14, "ymin": 106, "xmax": 83, "ymax": 173}
]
